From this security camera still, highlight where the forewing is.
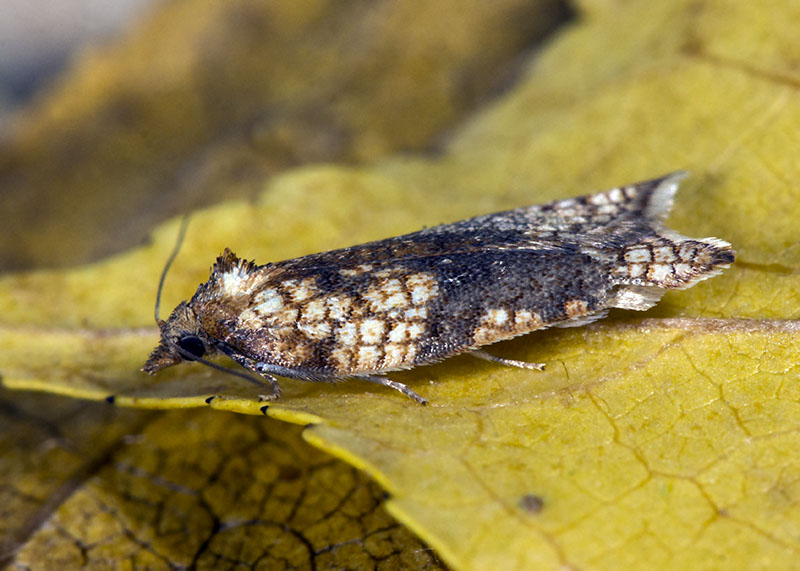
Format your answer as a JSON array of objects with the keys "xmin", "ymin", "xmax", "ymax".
[{"xmin": 223, "ymin": 244, "xmax": 614, "ymax": 377}]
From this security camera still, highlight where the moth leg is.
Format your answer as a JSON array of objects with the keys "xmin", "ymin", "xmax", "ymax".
[
  {"xmin": 359, "ymin": 375, "xmax": 428, "ymax": 405},
  {"xmin": 253, "ymin": 372, "xmax": 281, "ymax": 402},
  {"xmin": 229, "ymin": 354, "xmax": 282, "ymax": 400},
  {"xmin": 471, "ymin": 349, "xmax": 545, "ymax": 371},
  {"xmin": 250, "ymin": 364, "xmax": 283, "ymax": 401}
]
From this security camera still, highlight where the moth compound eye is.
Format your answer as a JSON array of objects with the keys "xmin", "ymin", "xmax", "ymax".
[{"xmin": 177, "ymin": 335, "xmax": 206, "ymax": 360}]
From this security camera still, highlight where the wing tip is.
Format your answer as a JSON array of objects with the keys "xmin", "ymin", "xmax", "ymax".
[{"xmin": 643, "ymin": 170, "xmax": 689, "ymax": 221}]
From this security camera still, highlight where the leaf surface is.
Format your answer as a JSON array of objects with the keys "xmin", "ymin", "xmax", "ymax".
[{"xmin": 3, "ymin": 0, "xmax": 800, "ymax": 569}]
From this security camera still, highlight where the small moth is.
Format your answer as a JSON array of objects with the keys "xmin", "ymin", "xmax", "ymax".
[{"xmin": 143, "ymin": 172, "xmax": 734, "ymax": 404}]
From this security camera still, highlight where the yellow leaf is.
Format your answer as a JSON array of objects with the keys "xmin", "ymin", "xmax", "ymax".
[
  {"xmin": 4, "ymin": 0, "xmax": 800, "ymax": 569},
  {"xmin": 0, "ymin": 0, "xmax": 566, "ymax": 272}
]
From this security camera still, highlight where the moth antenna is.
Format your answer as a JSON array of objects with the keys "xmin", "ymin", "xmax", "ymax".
[
  {"xmin": 174, "ymin": 346, "xmax": 268, "ymax": 389},
  {"xmin": 155, "ymin": 214, "xmax": 191, "ymax": 326}
]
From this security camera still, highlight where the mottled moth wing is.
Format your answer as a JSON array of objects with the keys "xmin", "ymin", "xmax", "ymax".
[
  {"xmin": 193, "ymin": 172, "xmax": 732, "ymax": 375},
  {"xmin": 144, "ymin": 172, "xmax": 734, "ymax": 402}
]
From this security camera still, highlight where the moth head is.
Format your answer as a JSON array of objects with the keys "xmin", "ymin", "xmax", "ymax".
[{"xmin": 142, "ymin": 301, "xmax": 214, "ymax": 374}]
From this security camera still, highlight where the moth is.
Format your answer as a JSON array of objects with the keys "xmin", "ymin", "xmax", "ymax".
[{"xmin": 143, "ymin": 172, "xmax": 734, "ymax": 404}]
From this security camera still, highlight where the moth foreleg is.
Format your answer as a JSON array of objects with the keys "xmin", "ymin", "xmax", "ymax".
[
  {"xmin": 229, "ymin": 354, "xmax": 282, "ymax": 400},
  {"xmin": 358, "ymin": 375, "xmax": 428, "ymax": 405},
  {"xmin": 471, "ymin": 349, "xmax": 546, "ymax": 371}
]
